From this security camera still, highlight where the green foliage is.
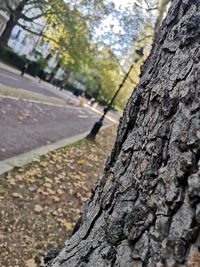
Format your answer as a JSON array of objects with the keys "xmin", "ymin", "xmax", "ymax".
[
  {"xmin": 0, "ymin": 0, "xmax": 170, "ymax": 110},
  {"xmin": 27, "ymin": 61, "xmax": 45, "ymax": 77},
  {"xmin": 43, "ymin": 0, "xmax": 99, "ymax": 74},
  {"xmin": 0, "ymin": 47, "xmax": 26, "ymax": 70},
  {"xmin": 0, "ymin": 47, "xmax": 48, "ymax": 76}
]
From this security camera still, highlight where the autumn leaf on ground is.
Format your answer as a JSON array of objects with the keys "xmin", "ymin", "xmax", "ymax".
[
  {"xmin": 0, "ymin": 125, "xmax": 116, "ymax": 267},
  {"xmin": 40, "ymin": 161, "xmax": 48, "ymax": 167},
  {"xmin": 37, "ymin": 188, "xmax": 49, "ymax": 196},
  {"xmin": 77, "ymin": 159, "xmax": 85, "ymax": 165},
  {"xmin": 34, "ymin": 204, "xmax": 44, "ymax": 213},
  {"xmin": 74, "ymin": 191, "xmax": 82, "ymax": 202},
  {"xmin": 25, "ymin": 258, "xmax": 36, "ymax": 267},
  {"xmin": 57, "ymin": 219, "xmax": 73, "ymax": 231},
  {"xmin": 52, "ymin": 196, "xmax": 60, "ymax": 203},
  {"xmin": 44, "ymin": 177, "xmax": 53, "ymax": 183},
  {"xmin": 43, "ymin": 182, "xmax": 52, "ymax": 188},
  {"xmin": 12, "ymin": 192, "xmax": 23, "ymax": 199},
  {"xmin": 6, "ymin": 178, "xmax": 16, "ymax": 185},
  {"xmin": 57, "ymin": 189, "xmax": 64, "ymax": 195}
]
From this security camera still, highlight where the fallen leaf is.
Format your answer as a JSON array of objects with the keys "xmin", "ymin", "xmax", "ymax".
[
  {"xmin": 7, "ymin": 178, "xmax": 16, "ymax": 185},
  {"xmin": 81, "ymin": 197, "xmax": 88, "ymax": 203},
  {"xmin": 57, "ymin": 189, "xmax": 64, "ymax": 195},
  {"xmin": 57, "ymin": 219, "xmax": 73, "ymax": 231},
  {"xmin": 37, "ymin": 188, "xmax": 49, "ymax": 196},
  {"xmin": 25, "ymin": 258, "xmax": 36, "ymax": 267},
  {"xmin": 40, "ymin": 161, "xmax": 48, "ymax": 167},
  {"xmin": 47, "ymin": 188, "xmax": 56, "ymax": 195},
  {"xmin": 52, "ymin": 196, "xmax": 60, "ymax": 203},
  {"xmin": 77, "ymin": 159, "xmax": 85, "ymax": 165},
  {"xmin": 55, "ymin": 177, "xmax": 61, "ymax": 184},
  {"xmin": 34, "ymin": 204, "xmax": 43, "ymax": 213},
  {"xmin": 69, "ymin": 189, "xmax": 73, "ymax": 195},
  {"xmin": 57, "ymin": 207, "xmax": 63, "ymax": 213},
  {"xmin": 43, "ymin": 183, "xmax": 52, "ymax": 188},
  {"xmin": 63, "ymin": 221, "xmax": 73, "ymax": 231},
  {"xmin": 44, "ymin": 177, "xmax": 52, "ymax": 183},
  {"xmin": 12, "ymin": 192, "xmax": 23, "ymax": 199},
  {"xmin": 74, "ymin": 191, "xmax": 82, "ymax": 202}
]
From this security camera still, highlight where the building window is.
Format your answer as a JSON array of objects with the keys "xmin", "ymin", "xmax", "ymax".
[
  {"xmin": 15, "ymin": 29, "xmax": 21, "ymax": 39},
  {"xmin": 12, "ymin": 29, "xmax": 21, "ymax": 40},
  {"xmin": 21, "ymin": 35, "xmax": 27, "ymax": 45}
]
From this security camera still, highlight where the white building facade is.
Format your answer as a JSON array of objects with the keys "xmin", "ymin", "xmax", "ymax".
[
  {"xmin": 0, "ymin": 7, "xmax": 86, "ymax": 90},
  {"xmin": 0, "ymin": 1, "xmax": 51, "ymax": 60},
  {"xmin": 0, "ymin": 10, "xmax": 9, "ymax": 35},
  {"xmin": 8, "ymin": 22, "xmax": 51, "ymax": 61}
]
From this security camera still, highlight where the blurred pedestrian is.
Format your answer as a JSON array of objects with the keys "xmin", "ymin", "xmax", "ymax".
[
  {"xmin": 88, "ymin": 97, "xmax": 95, "ymax": 106},
  {"xmin": 21, "ymin": 62, "xmax": 29, "ymax": 76}
]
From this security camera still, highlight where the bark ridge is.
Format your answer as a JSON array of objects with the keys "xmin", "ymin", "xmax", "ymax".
[{"xmin": 46, "ymin": 0, "xmax": 200, "ymax": 266}]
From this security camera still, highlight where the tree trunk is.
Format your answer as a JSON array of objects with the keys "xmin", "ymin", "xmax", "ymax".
[
  {"xmin": 48, "ymin": 62, "xmax": 61, "ymax": 83},
  {"xmin": 46, "ymin": 0, "xmax": 200, "ymax": 266},
  {"xmin": 154, "ymin": 0, "xmax": 171, "ymax": 34},
  {"xmin": 0, "ymin": 0, "xmax": 26, "ymax": 48},
  {"xmin": 0, "ymin": 14, "xmax": 16, "ymax": 47}
]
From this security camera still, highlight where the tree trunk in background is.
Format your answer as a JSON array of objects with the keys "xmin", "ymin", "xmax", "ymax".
[
  {"xmin": 48, "ymin": 62, "xmax": 61, "ymax": 83},
  {"xmin": 0, "ymin": 14, "xmax": 16, "ymax": 47},
  {"xmin": 0, "ymin": 0, "xmax": 26, "ymax": 48},
  {"xmin": 46, "ymin": 0, "xmax": 200, "ymax": 266}
]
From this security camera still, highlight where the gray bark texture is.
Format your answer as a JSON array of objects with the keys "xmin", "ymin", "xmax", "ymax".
[{"xmin": 46, "ymin": 0, "xmax": 200, "ymax": 266}]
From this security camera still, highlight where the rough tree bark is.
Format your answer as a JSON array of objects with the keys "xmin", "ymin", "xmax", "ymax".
[
  {"xmin": 0, "ymin": 14, "xmax": 17, "ymax": 48},
  {"xmin": 45, "ymin": 0, "xmax": 200, "ymax": 266}
]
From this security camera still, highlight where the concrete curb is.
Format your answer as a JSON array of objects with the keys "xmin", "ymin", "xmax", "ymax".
[{"xmin": 0, "ymin": 124, "xmax": 113, "ymax": 176}]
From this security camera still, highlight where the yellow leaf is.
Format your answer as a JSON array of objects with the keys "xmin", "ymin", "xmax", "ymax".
[
  {"xmin": 59, "ymin": 219, "xmax": 73, "ymax": 231},
  {"xmin": 77, "ymin": 159, "xmax": 85, "ymax": 165}
]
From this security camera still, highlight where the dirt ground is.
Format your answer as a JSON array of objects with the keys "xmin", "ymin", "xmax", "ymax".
[{"xmin": 0, "ymin": 126, "xmax": 117, "ymax": 267}]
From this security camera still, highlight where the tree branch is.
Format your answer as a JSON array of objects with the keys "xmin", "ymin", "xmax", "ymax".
[
  {"xmin": 20, "ymin": 11, "xmax": 51, "ymax": 22},
  {"xmin": 17, "ymin": 22, "xmax": 60, "ymax": 45},
  {"xmin": 2, "ymin": 0, "xmax": 14, "ymax": 13}
]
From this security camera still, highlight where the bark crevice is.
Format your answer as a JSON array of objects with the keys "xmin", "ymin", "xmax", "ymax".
[{"xmin": 46, "ymin": 0, "xmax": 200, "ymax": 266}]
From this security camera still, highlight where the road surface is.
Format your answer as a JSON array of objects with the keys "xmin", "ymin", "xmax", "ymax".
[
  {"xmin": 0, "ymin": 97, "xmax": 110, "ymax": 160},
  {"xmin": 0, "ymin": 67, "xmax": 74, "ymax": 101}
]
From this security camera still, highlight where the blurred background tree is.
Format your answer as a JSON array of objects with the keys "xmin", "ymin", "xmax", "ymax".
[{"xmin": 0, "ymin": 0, "xmax": 171, "ymax": 110}]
